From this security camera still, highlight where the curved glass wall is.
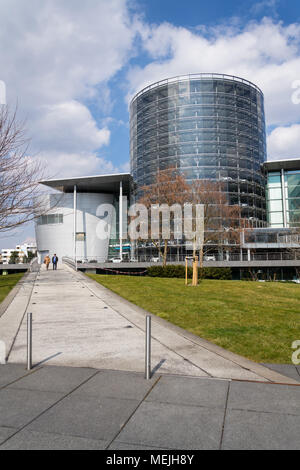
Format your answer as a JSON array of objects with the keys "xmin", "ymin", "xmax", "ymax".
[{"xmin": 130, "ymin": 73, "xmax": 267, "ymax": 225}]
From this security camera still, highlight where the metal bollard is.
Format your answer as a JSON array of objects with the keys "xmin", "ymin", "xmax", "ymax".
[
  {"xmin": 145, "ymin": 315, "xmax": 151, "ymax": 380},
  {"xmin": 27, "ymin": 312, "xmax": 32, "ymax": 370}
]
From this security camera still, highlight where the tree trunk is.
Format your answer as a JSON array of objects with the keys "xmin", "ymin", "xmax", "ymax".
[
  {"xmin": 193, "ymin": 236, "xmax": 196, "ymax": 259},
  {"xmin": 163, "ymin": 239, "xmax": 168, "ymax": 267},
  {"xmin": 199, "ymin": 244, "xmax": 204, "ymax": 269}
]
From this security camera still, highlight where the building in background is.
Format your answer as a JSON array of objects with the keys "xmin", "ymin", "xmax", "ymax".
[
  {"xmin": 34, "ymin": 73, "xmax": 300, "ymax": 279},
  {"xmin": 265, "ymin": 159, "xmax": 300, "ymax": 228},
  {"xmin": 1, "ymin": 243, "xmax": 37, "ymax": 264},
  {"xmin": 130, "ymin": 73, "xmax": 267, "ymax": 225},
  {"xmin": 36, "ymin": 174, "xmax": 130, "ymax": 263}
]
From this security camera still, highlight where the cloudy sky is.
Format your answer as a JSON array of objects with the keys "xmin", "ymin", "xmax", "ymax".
[{"xmin": 1, "ymin": 0, "xmax": 300, "ymax": 247}]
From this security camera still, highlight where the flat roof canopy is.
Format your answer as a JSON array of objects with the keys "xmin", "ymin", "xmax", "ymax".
[
  {"xmin": 40, "ymin": 173, "xmax": 131, "ymax": 194},
  {"xmin": 264, "ymin": 158, "xmax": 300, "ymax": 171}
]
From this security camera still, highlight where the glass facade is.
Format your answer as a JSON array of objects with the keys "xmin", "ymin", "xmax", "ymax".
[
  {"xmin": 130, "ymin": 74, "xmax": 267, "ymax": 225},
  {"xmin": 267, "ymin": 170, "xmax": 300, "ymax": 228}
]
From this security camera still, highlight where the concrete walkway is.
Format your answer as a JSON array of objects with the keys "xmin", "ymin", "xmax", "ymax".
[
  {"xmin": 0, "ymin": 364, "xmax": 299, "ymax": 450},
  {"xmin": 0, "ymin": 264, "xmax": 298, "ymax": 384}
]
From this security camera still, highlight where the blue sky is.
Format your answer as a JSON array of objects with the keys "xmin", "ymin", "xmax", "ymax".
[
  {"xmin": 141, "ymin": 0, "xmax": 300, "ymax": 27},
  {"xmin": 0, "ymin": 0, "xmax": 300, "ymax": 248}
]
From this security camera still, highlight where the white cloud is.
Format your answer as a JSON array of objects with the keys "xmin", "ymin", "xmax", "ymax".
[
  {"xmin": 251, "ymin": 0, "xmax": 279, "ymax": 15},
  {"xmin": 0, "ymin": 0, "xmax": 139, "ymax": 176},
  {"xmin": 1, "ymin": 2, "xmax": 300, "ymax": 176},
  {"xmin": 267, "ymin": 124, "xmax": 300, "ymax": 159},
  {"xmin": 34, "ymin": 101, "xmax": 110, "ymax": 153},
  {"xmin": 39, "ymin": 150, "xmax": 121, "ymax": 179},
  {"xmin": 127, "ymin": 19, "xmax": 300, "ymax": 130}
]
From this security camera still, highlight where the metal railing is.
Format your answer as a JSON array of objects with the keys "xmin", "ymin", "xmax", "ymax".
[
  {"xmin": 63, "ymin": 251, "xmax": 300, "ymax": 265},
  {"xmin": 131, "ymin": 73, "xmax": 263, "ymax": 103}
]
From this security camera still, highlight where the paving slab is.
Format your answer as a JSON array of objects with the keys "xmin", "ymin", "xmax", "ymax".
[
  {"xmin": 0, "ymin": 430, "xmax": 108, "ymax": 450},
  {"xmin": 108, "ymin": 441, "xmax": 168, "ymax": 450},
  {"xmin": 0, "ymin": 426, "xmax": 17, "ymax": 445},
  {"xmin": 0, "ymin": 388, "xmax": 63, "ymax": 428},
  {"xmin": 145, "ymin": 375, "xmax": 229, "ymax": 409},
  {"xmin": 0, "ymin": 363, "xmax": 31, "ymax": 388},
  {"xmin": 115, "ymin": 401, "xmax": 225, "ymax": 450},
  {"xmin": 27, "ymin": 394, "xmax": 140, "ymax": 441},
  {"xmin": 73, "ymin": 369, "xmax": 157, "ymax": 400},
  {"xmin": 262, "ymin": 363, "xmax": 300, "ymax": 382},
  {"xmin": 222, "ymin": 409, "xmax": 300, "ymax": 450},
  {"xmin": 6, "ymin": 365, "xmax": 98, "ymax": 393},
  {"xmin": 227, "ymin": 381, "xmax": 300, "ymax": 415},
  {"xmin": 0, "ymin": 364, "xmax": 299, "ymax": 450}
]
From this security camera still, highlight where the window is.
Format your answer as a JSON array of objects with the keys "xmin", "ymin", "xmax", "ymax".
[
  {"xmin": 37, "ymin": 214, "xmax": 63, "ymax": 225},
  {"xmin": 269, "ymin": 212, "xmax": 283, "ymax": 224},
  {"xmin": 267, "ymin": 173, "xmax": 281, "ymax": 187},
  {"xmin": 267, "ymin": 187, "xmax": 282, "ymax": 200},
  {"xmin": 76, "ymin": 232, "xmax": 86, "ymax": 241}
]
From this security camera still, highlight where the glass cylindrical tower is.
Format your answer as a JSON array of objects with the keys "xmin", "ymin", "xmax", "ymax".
[{"xmin": 130, "ymin": 73, "xmax": 267, "ymax": 225}]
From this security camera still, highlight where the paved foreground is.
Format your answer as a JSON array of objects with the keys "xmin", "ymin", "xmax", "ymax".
[
  {"xmin": 0, "ymin": 264, "xmax": 298, "ymax": 384},
  {"xmin": 0, "ymin": 364, "xmax": 299, "ymax": 450}
]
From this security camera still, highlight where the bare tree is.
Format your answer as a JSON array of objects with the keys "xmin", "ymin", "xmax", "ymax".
[
  {"xmin": 0, "ymin": 106, "xmax": 46, "ymax": 232},
  {"xmin": 138, "ymin": 167, "xmax": 189, "ymax": 266},
  {"xmin": 135, "ymin": 169, "xmax": 250, "ymax": 268},
  {"xmin": 282, "ymin": 228, "xmax": 300, "ymax": 279},
  {"xmin": 188, "ymin": 179, "xmax": 244, "ymax": 268}
]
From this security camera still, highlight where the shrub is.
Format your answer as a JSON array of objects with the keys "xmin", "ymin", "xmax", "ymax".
[
  {"xmin": 199, "ymin": 267, "xmax": 232, "ymax": 280},
  {"xmin": 147, "ymin": 265, "xmax": 232, "ymax": 280}
]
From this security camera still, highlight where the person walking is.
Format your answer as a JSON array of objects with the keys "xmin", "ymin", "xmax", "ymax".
[
  {"xmin": 44, "ymin": 255, "xmax": 51, "ymax": 270},
  {"xmin": 52, "ymin": 254, "xmax": 58, "ymax": 270}
]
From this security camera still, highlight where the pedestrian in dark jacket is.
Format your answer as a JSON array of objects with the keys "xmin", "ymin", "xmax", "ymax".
[{"xmin": 52, "ymin": 254, "xmax": 58, "ymax": 270}]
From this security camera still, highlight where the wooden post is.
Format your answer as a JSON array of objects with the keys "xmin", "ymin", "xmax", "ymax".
[
  {"xmin": 192, "ymin": 258, "xmax": 196, "ymax": 286},
  {"xmin": 192, "ymin": 256, "xmax": 198, "ymax": 287},
  {"xmin": 185, "ymin": 257, "xmax": 188, "ymax": 286}
]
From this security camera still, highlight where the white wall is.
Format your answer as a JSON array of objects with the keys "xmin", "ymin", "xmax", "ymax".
[{"xmin": 35, "ymin": 192, "xmax": 115, "ymax": 262}]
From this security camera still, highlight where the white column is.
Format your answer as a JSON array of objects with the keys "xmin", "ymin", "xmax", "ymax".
[
  {"xmin": 119, "ymin": 181, "xmax": 123, "ymax": 261},
  {"xmin": 73, "ymin": 185, "xmax": 77, "ymax": 262}
]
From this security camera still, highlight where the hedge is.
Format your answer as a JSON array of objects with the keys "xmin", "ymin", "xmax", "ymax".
[{"xmin": 147, "ymin": 265, "xmax": 232, "ymax": 280}]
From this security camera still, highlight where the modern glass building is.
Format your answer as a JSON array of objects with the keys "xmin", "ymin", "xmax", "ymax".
[
  {"xmin": 265, "ymin": 159, "xmax": 300, "ymax": 228},
  {"xmin": 34, "ymin": 73, "xmax": 300, "ymax": 277},
  {"xmin": 130, "ymin": 73, "xmax": 267, "ymax": 226}
]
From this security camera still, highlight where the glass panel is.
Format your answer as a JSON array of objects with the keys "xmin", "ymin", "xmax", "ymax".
[
  {"xmin": 177, "ymin": 120, "xmax": 196, "ymax": 130},
  {"xmin": 285, "ymin": 174, "xmax": 300, "ymax": 185},
  {"xmin": 267, "ymin": 174, "xmax": 281, "ymax": 187},
  {"xmin": 267, "ymin": 187, "xmax": 282, "ymax": 200},
  {"xmin": 287, "ymin": 185, "xmax": 300, "ymax": 198},
  {"xmin": 287, "ymin": 199, "xmax": 300, "ymax": 211},
  {"xmin": 269, "ymin": 200, "xmax": 283, "ymax": 212},
  {"xmin": 269, "ymin": 212, "xmax": 283, "ymax": 224}
]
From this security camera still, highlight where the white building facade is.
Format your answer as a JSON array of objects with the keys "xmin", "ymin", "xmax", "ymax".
[{"xmin": 35, "ymin": 174, "xmax": 130, "ymax": 264}]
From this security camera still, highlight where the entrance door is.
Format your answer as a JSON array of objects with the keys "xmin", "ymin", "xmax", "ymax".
[{"xmin": 38, "ymin": 250, "xmax": 49, "ymax": 264}]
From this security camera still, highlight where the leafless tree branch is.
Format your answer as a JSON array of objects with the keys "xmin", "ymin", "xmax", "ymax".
[{"xmin": 0, "ymin": 105, "xmax": 48, "ymax": 232}]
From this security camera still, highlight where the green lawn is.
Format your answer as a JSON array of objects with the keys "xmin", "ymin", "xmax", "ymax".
[
  {"xmin": 87, "ymin": 274, "xmax": 300, "ymax": 364},
  {"xmin": 0, "ymin": 273, "xmax": 24, "ymax": 304}
]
